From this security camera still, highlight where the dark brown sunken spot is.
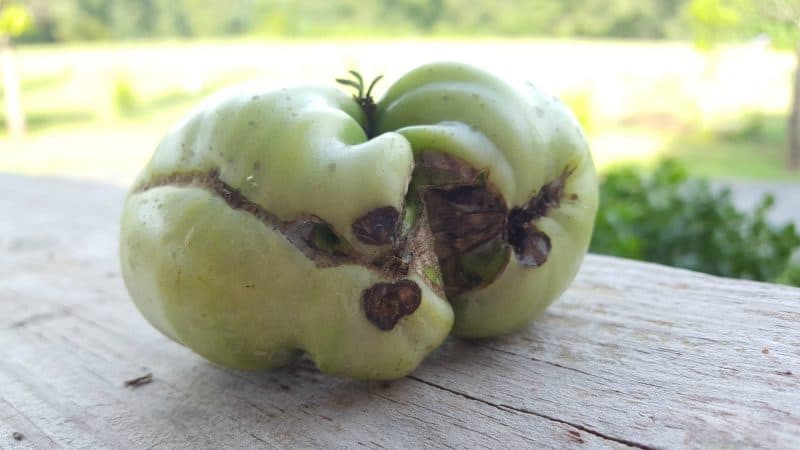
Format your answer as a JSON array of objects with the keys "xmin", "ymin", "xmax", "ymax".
[
  {"xmin": 509, "ymin": 226, "xmax": 551, "ymax": 267},
  {"xmin": 362, "ymin": 280, "xmax": 421, "ymax": 331},
  {"xmin": 352, "ymin": 206, "xmax": 400, "ymax": 245}
]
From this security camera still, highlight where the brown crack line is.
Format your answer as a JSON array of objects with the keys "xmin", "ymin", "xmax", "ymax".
[
  {"xmin": 509, "ymin": 166, "xmax": 574, "ymax": 225},
  {"xmin": 506, "ymin": 166, "xmax": 574, "ymax": 267},
  {"xmin": 134, "ymin": 168, "xmax": 410, "ymax": 277}
]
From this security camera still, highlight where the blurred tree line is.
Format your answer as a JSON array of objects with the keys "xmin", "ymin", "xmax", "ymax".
[
  {"xmin": 3, "ymin": 0, "xmax": 800, "ymax": 168},
  {"xmin": 5, "ymin": 0, "xmax": 731, "ymax": 42}
]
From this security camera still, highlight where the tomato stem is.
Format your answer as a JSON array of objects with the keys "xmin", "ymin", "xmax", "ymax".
[{"xmin": 336, "ymin": 71, "xmax": 382, "ymax": 138}]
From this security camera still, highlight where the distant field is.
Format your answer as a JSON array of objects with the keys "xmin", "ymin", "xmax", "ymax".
[{"xmin": 1, "ymin": 38, "xmax": 798, "ymax": 184}]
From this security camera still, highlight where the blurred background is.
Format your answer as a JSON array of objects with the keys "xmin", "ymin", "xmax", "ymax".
[{"xmin": 1, "ymin": 0, "xmax": 799, "ymax": 285}]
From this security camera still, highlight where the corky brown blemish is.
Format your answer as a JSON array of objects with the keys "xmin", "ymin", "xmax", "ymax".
[
  {"xmin": 505, "ymin": 168, "xmax": 572, "ymax": 266},
  {"xmin": 352, "ymin": 206, "xmax": 400, "ymax": 245},
  {"xmin": 413, "ymin": 152, "xmax": 573, "ymax": 297},
  {"xmin": 510, "ymin": 226, "xmax": 551, "ymax": 267},
  {"xmin": 422, "ymin": 183, "xmax": 507, "ymax": 295},
  {"xmin": 417, "ymin": 152, "xmax": 484, "ymax": 183},
  {"xmin": 413, "ymin": 152, "xmax": 509, "ymax": 296},
  {"xmin": 134, "ymin": 159, "xmax": 573, "ymax": 300},
  {"xmin": 362, "ymin": 279, "xmax": 422, "ymax": 330}
]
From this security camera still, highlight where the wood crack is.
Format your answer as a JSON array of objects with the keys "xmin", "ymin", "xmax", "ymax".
[
  {"xmin": 247, "ymin": 431, "xmax": 270, "ymax": 446},
  {"xmin": 9, "ymin": 309, "xmax": 71, "ymax": 329},
  {"xmin": 484, "ymin": 345, "xmax": 618, "ymax": 384},
  {"xmin": 0, "ymin": 397, "xmax": 61, "ymax": 448},
  {"xmin": 407, "ymin": 375, "xmax": 659, "ymax": 450}
]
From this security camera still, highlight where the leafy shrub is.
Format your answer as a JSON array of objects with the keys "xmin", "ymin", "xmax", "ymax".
[{"xmin": 590, "ymin": 160, "xmax": 800, "ymax": 286}]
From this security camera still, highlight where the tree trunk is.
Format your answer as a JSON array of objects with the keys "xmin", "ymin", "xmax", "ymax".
[
  {"xmin": 1, "ymin": 35, "xmax": 26, "ymax": 137},
  {"xmin": 788, "ymin": 44, "xmax": 800, "ymax": 171}
]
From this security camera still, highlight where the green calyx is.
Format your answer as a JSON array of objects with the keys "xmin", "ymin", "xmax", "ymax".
[{"xmin": 336, "ymin": 70, "xmax": 383, "ymax": 138}]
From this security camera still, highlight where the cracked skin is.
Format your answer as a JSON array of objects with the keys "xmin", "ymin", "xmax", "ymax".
[{"xmin": 119, "ymin": 62, "xmax": 598, "ymax": 379}]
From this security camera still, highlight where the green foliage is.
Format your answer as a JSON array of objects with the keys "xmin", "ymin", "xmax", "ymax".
[
  {"xmin": 688, "ymin": 0, "xmax": 800, "ymax": 49},
  {"xmin": 591, "ymin": 160, "xmax": 800, "ymax": 286},
  {"xmin": 775, "ymin": 253, "xmax": 800, "ymax": 285},
  {"xmin": 112, "ymin": 75, "xmax": 138, "ymax": 115},
  {"xmin": 10, "ymin": 0, "xmax": 707, "ymax": 43},
  {"xmin": 688, "ymin": 0, "xmax": 744, "ymax": 48},
  {"xmin": 0, "ymin": 2, "xmax": 34, "ymax": 37},
  {"xmin": 16, "ymin": 0, "xmax": 799, "ymax": 43},
  {"xmin": 660, "ymin": 113, "xmax": 798, "ymax": 181}
]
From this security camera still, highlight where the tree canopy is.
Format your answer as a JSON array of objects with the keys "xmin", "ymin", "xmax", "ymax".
[
  {"xmin": 689, "ymin": 0, "xmax": 800, "ymax": 49},
  {"xmin": 10, "ymin": 0, "xmax": 782, "ymax": 44}
]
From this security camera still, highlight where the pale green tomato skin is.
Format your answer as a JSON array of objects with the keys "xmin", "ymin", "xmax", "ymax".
[
  {"xmin": 378, "ymin": 62, "xmax": 599, "ymax": 337},
  {"xmin": 121, "ymin": 63, "xmax": 598, "ymax": 378}
]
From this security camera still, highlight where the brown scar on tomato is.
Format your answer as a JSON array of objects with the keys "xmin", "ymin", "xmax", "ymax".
[
  {"xmin": 423, "ymin": 184, "xmax": 508, "ymax": 295},
  {"xmin": 506, "ymin": 167, "xmax": 572, "ymax": 267},
  {"xmin": 417, "ymin": 152, "xmax": 485, "ymax": 183},
  {"xmin": 414, "ymin": 152, "xmax": 510, "ymax": 297},
  {"xmin": 406, "ymin": 208, "xmax": 446, "ymax": 297},
  {"xmin": 362, "ymin": 279, "xmax": 422, "ymax": 330},
  {"xmin": 509, "ymin": 226, "xmax": 551, "ymax": 267},
  {"xmin": 135, "ymin": 169, "xmax": 419, "ymax": 279},
  {"xmin": 352, "ymin": 206, "xmax": 400, "ymax": 245},
  {"xmin": 134, "ymin": 159, "xmax": 574, "ymax": 299},
  {"xmin": 283, "ymin": 219, "xmax": 358, "ymax": 267}
]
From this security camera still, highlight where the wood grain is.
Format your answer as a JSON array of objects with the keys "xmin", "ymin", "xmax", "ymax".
[{"xmin": 1, "ymin": 173, "xmax": 798, "ymax": 449}]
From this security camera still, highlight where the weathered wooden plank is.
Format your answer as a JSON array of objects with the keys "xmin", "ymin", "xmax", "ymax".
[{"xmin": 1, "ymin": 173, "xmax": 798, "ymax": 449}]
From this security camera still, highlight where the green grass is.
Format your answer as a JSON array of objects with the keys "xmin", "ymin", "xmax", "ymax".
[
  {"xmin": 657, "ymin": 114, "xmax": 799, "ymax": 182},
  {"xmin": 0, "ymin": 69, "xmax": 72, "ymax": 97}
]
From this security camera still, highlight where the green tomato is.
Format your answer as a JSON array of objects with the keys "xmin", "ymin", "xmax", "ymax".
[{"xmin": 120, "ymin": 62, "xmax": 598, "ymax": 379}]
